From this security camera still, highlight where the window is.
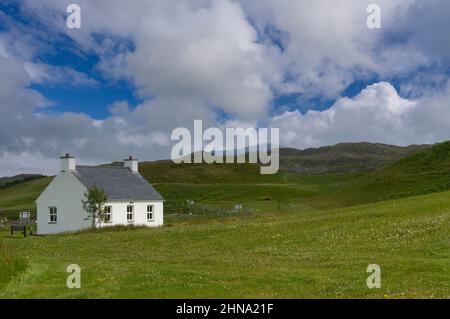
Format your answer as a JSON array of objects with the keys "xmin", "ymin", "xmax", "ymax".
[
  {"xmin": 147, "ymin": 205, "xmax": 154, "ymax": 221},
  {"xmin": 104, "ymin": 206, "xmax": 112, "ymax": 223},
  {"xmin": 127, "ymin": 205, "xmax": 134, "ymax": 222},
  {"xmin": 49, "ymin": 207, "xmax": 57, "ymax": 223}
]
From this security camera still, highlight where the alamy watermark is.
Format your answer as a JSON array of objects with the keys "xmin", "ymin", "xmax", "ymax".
[
  {"xmin": 65, "ymin": 3, "xmax": 382, "ymax": 31},
  {"xmin": 66, "ymin": 264, "xmax": 81, "ymax": 289},
  {"xmin": 171, "ymin": 120, "xmax": 279, "ymax": 174},
  {"xmin": 366, "ymin": 264, "xmax": 381, "ymax": 289},
  {"xmin": 367, "ymin": 4, "xmax": 382, "ymax": 29},
  {"xmin": 66, "ymin": 4, "xmax": 81, "ymax": 29}
]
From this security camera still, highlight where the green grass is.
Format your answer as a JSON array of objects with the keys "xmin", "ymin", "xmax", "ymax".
[
  {"xmin": 0, "ymin": 177, "xmax": 52, "ymax": 219},
  {"xmin": 0, "ymin": 239, "xmax": 29, "ymax": 288},
  {"xmin": 2, "ymin": 141, "xmax": 450, "ymax": 220},
  {"xmin": 0, "ymin": 190, "xmax": 448, "ymax": 298},
  {"xmin": 1, "ymin": 144, "xmax": 450, "ymax": 298},
  {"xmin": 279, "ymin": 143, "xmax": 429, "ymax": 174},
  {"xmin": 155, "ymin": 172, "xmax": 358, "ymax": 214},
  {"xmin": 0, "ymin": 168, "xmax": 358, "ymax": 219},
  {"xmin": 140, "ymin": 161, "xmax": 310, "ymax": 184},
  {"xmin": 337, "ymin": 141, "xmax": 450, "ymax": 205}
]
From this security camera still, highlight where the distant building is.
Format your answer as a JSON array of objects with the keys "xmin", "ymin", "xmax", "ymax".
[{"xmin": 36, "ymin": 154, "xmax": 164, "ymax": 234}]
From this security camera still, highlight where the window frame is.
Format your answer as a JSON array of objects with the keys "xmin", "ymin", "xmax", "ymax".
[
  {"xmin": 104, "ymin": 205, "xmax": 112, "ymax": 223},
  {"xmin": 147, "ymin": 205, "xmax": 154, "ymax": 221},
  {"xmin": 48, "ymin": 206, "xmax": 57, "ymax": 224},
  {"xmin": 127, "ymin": 205, "xmax": 134, "ymax": 222}
]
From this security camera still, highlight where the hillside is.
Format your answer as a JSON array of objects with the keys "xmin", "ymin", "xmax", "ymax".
[
  {"xmin": 137, "ymin": 142, "xmax": 429, "ymax": 183},
  {"xmin": 336, "ymin": 141, "xmax": 450, "ymax": 205},
  {"xmin": 0, "ymin": 177, "xmax": 52, "ymax": 219},
  {"xmin": 0, "ymin": 170, "xmax": 356, "ymax": 218},
  {"xmin": 1, "ymin": 189, "xmax": 449, "ymax": 298},
  {"xmin": 0, "ymin": 174, "xmax": 46, "ymax": 189},
  {"xmin": 279, "ymin": 143, "xmax": 430, "ymax": 174},
  {"xmin": 0, "ymin": 141, "xmax": 446, "ymax": 218},
  {"xmin": 115, "ymin": 142, "xmax": 430, "ymax": 182},
  {"xmin": 1, "ymin": 142, "xmax": 449, "ymax": 298}
]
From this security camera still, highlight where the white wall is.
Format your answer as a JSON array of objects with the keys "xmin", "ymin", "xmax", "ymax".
[
  {"xmin": 36, "ymin": 171, "xmax": 90, "ymax": 234},
  {"xmin": 36, "ymin": 172, "xmax": 164, "ymax": 234},
  {"xmin": 99, "ymin": 201, "xmax": 164, "ymax": 228}
]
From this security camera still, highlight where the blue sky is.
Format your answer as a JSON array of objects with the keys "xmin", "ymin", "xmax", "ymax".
[
  {"xmin": 1, "ymin": 0, "xmax": 450, "ymax": 175},
  {"xmin": 1, "ymin": 2, "xmax": 139, "ymax": 119},
  {"xmin": 1, "ymin": 0, "xmax": 363, "ymax": 119},
  {"xmin": 0, "ymin": 1, "xmax": 424, "ymax": 119}
]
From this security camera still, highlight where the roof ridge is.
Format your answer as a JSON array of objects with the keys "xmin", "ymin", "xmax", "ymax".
[
  {"xmin": 76, "ymin": 165, "xmax": 127, "ymax": 169},
  {"xmin": 72, "ymin": 165, "xmax": 163, "ymax": 201}
]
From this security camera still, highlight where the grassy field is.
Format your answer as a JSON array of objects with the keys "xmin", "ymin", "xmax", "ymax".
[
  {"xmin": 0, "ymin": 168, "xmax": 359, "ymax": 218},
  {"xmin": 1, "ymin": 142, "xmax": 450, "ymax": 298},
  {"xmin": 338, "ymin": 141, "xmax": 450, "ymax": 206},
  {"xmin": 0, "ymin": 190, "xmax": 448, "ymax": 298},
  {"xmin": 2, "ymin": 142, "xmax": 449, "ymax": 219}
]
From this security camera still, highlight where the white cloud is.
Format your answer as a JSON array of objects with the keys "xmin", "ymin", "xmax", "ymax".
[
  {"xmin": 133, "ymin": 0, "xmax": 277, "ymax": 118},
  {"xmin": 271, "ymin": 81, "xmax": 450, "ymax": 149},
  {"xmin": 18, "ymin": 0, "xmax": 450, "ymax": 105},
  {"xmin": 21, "ymin": 0, "xmax": 279, "ymax": 119},
  {"xmin": 241, "ymin": 0, "xmax": 429, "ymax": 99},
  {"xmin": 1, "ymin": 0, "xmax": 450, "ymax": 175},
  {"xmin": 24, "ymin": 62, "xmax": 99, "ymax": 87},
  {"xmin": 0, "ymin": 151, "xmax": 60, "ymax": 176},
  {"xmin": 0, "ymin": 53, "xmax": 190, "ymax": 174}
]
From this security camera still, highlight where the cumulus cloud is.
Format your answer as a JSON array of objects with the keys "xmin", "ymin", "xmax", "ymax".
[
  {"xmin": 0, "ymin": 52, "xmax": 175, "ymax": 175},
  {"xmin": 17, "ymin": 0, "xmax": 450, "ymax": 104},
  {"xmin": 271, "ymin": 81, "xmax": 450, "ymax": 149},
  {"xmin": 1, "ymin": 0, "xmax": 450, "ymax": 175},
  {"xmin": 241, "ymin": 0, "xmax": 423, "ymax": 98},
  {"xmin": 124, "ymin": 0, "xmax": 277, "ymax": 119},
  {"xmin": 20, "ymin": 0, "xmax": 279, "ymax": 119}
]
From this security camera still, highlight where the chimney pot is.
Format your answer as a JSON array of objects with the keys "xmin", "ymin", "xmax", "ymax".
[
  {"xmin": 60, "ymin": 154, "xmax": 76, "ymax": 171},
  {"xmin": 124, "ymin": 155, "xmax": 138, "ymax": 172}
]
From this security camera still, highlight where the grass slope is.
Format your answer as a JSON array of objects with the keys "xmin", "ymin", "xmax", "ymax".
[
  {"xmin": 0, "ymin": 177, "xmax": 52, "ymax": 219},
  {"xmin": 0, "ymin": 174, "xmax": 46, "ymax": 189},
  {"xmin": 1, "ymin": 190, "xmax": 448, "ymax": 298},
  {"xmin": 337, "ymin": 141, "xmax": 450, "ymax": 205},
  {"xmin": 279, "ymin": 143, "xmax": 429, "ymax": 174},
  {"xmin": 0, "ymin": 162, "xmax": 359, "ymax": 218},
  {"xmin": 1, "ymin": 141, "xmax": 450, "ymax": 218},
  {"xmin": 139, "ymin": 161, "xmax": 297, "ymax": 184}
]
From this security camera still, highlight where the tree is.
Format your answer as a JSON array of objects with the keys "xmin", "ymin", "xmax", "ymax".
[{"xmin": 82, "ymin": 186, "xmax": 108, "ymax": 229}]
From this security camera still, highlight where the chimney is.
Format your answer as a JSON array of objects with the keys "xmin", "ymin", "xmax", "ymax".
[
  {"xmin": 124, "ymin": 155, "xmax": 138, "ymax": 172},
  {"xmin": 60, "ymin": 153, "xmax": 76, "ymax": 172}
]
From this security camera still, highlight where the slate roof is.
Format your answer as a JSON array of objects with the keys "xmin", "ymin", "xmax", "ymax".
[{"xmin": 72, "ymin": 166, "xmax": 163, "ymax": 201}]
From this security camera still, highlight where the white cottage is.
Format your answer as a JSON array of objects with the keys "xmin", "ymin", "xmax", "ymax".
[{"xmin": 36, "ymin": 154, "xmax": 164, "ymax": 234}]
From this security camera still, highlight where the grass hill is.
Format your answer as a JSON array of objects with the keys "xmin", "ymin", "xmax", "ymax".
[
  {"xmin": 0, "ymin": 174, "xmax": 46, "ymax": 189},
  {"xmin": 1, "ymin": 189, "xmax": 449, "ymax": 298},
  {"xmin": 0, "ymin": 162, "xmax": 357, "ymax": 218},
  {"xmin": 0, "ymin": 142, "xmax": 449, "ymax": 298},
  {"xmin": 110, "ymin": 142, "xmax": 430, "ymax": 181},
  {"xmin": 336, "ymin": 141, "xmax": 450, "ymax": 205},
  {"xmin": 279, "ymin": 143, "xmax": 430, "ymax": 174},
  {"xmin": 139, "ymin": 161, "xmax": 283, "ymax": 184},
  {"xmin": 0, "ymin": 141, "xmax": 448, "ymax": 218},
  {"xmin": 0, "ymin": 177, "xmax": 52, "ymax": 219}
]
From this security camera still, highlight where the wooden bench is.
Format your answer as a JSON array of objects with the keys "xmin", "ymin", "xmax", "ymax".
[{"xmin": 11, "ymin": 224, "xmax": 27, "ymax": 237}]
